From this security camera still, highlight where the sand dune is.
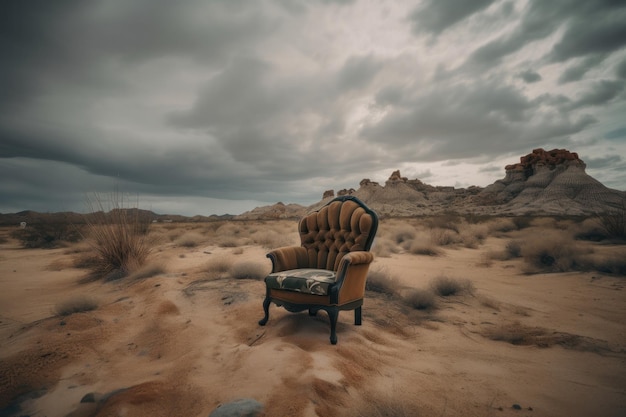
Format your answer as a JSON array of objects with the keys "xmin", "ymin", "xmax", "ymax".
[{"xmin": 1, "ymin": 220, "xmax": 625, "ymax": 417}]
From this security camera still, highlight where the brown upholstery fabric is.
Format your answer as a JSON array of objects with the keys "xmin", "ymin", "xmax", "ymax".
[{"xmin": 298, "ymin": 199, "xmax": 376, "ymax": 271}]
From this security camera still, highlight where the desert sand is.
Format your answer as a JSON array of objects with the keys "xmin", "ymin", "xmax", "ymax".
[{"xmin": 1, "ymin": 218, "xmax": 625, "ymax": 417}]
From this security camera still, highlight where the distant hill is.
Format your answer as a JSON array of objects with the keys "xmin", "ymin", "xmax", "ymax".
[
  {"xmin": 0, "ymin": 208, "xmax": 233, "ymax": 227},
  {"xmin": 239, "ymin": 148, "xmax": 626, "ymax": 219},
  {"xmin": 2, "ymin": 148, "xmax": 623, "ymax": 224}
]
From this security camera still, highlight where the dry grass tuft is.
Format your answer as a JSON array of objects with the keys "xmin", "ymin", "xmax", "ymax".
[
  {"xmin": 230, "ymin": 260, "xmax": 269, "ymax": 280},
  {"xmin": 366, "ymin": 266, "xmax": 400, "ymax": 296},
  {"xmin": 408, "ymin": 235, "xmax": 442, "ymax": 256},
  {"xmin": 430, "ymin": 275, "xmax": 474, "ymax": 297},
  {"xmin": 55, "ymin": 296, "xmax": 99, "ymax": 316},
  {"xmin": 371, "ymin": 237, "xmax": 400, "ymax": 257},
  {"xmin": 430, "ymin": 228, "xmax": 459, "ymax": 246},
  {"xmin": 83, "ymin": 193, "xmax": 151, "ymax": 279},
  {"xmin": 203, "ymin": 256, "xmax": 234, "ymax": 278},
  {"xmin": 174, "ymin": 232, "xmax": 205, "ymax": 248},
  {"xmin": 403, "ymin": 288, "xmax": 437, "ymax": 310},
  {"xmin": 520, "ymin": 230, "xmax": 587, "ymax": 273}
]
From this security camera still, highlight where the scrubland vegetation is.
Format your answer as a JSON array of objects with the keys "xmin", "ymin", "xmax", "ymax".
[
  {"xmin": 2, "ymin": 208, "xmax": 624, "ymax": 417},
  {"xmin": 372, "ymin": 213, "xmax": 626, "ymax": 276}
]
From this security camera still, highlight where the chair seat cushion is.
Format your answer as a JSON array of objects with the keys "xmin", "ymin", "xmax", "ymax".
[{"xmin": 265, "ymin": 268, "xmax": 336, "ymax": 296}]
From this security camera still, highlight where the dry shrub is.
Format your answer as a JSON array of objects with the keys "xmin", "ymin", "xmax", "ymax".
[
  {"xmin": 12, "ymin": 217, "xmax": 83, "ymax": 248},
  {"xmin": 408, "ymin": 235, "xmax": 442, "ymax": 256},
  {"xmin": 251, "ymin": 229, "xmax": 296, "ymax": 249},
  {"xmin": 487, "ymin": 218, "xmax": 517, "ymax": 234},
  {"xmin": 430, "ymin": 228, "xmax": 459, "ymax": 246},
  {"xmin": 511, "ymin": 216, "xmax": 533, "ymax": 230},
  {"xmin": 487, "ymin": 240, "xmax": 522, "ymax": 261},
  {"xmin": 366, "ymin": 267, "xmax": 400, "ymax": 296},
  {"xmin": 594, "ymin": 199, "xmax": 626, "ymax": 240},
  {"xmin": 84, "ymin": 193, "xmax": 151, "ymax": 278},
  {"xmin": 388, "ymin": 224, "xmax": 416, "ymax": 245},
  {"xmin": 585, "ymin": 252, "xmax": 626, "ymax": 275},
  {"xmin": 403, "ymin": 288, "xmax": 437, "ymax": 310},
  {"xmin": 174, "ymin": 232, "xmax": 205, "ymax": 248},
  {"xmin": 216, "ymin": 222, "xmax": 243, "ymax": 236},
  {"xmin": 55, "ymin": 296, "xmax": 99, "ymax": 316},
  {"xmin": 573, "ymin": 217, "xmax": 607, "ymax": 241},
  {"xmin": 371, "ymin": 237, "xmax": 400, "ymax": 257},
  {"xmin": 521, "ymin": 231, "xmax": 587, "ymax": 273},
  {"xmin": 430, "ymin": 275, "xmax": 474, "ymax": 296},
  {"xmin": 459, "ymin": 223, "xmax": 488, "ymax": 248},
  {"xmin": 230, "ymin": 260, "xmax": 269, "ymax": 280},
  {"xmin": 203, "ymin": 256, "xmax": 234, "ymax": 277},
  {"xmin": 428, "ymin": 213, "xmax": 462, "ymax": 232},
  {"xmin": 217, "ymin": 236, "xmax": 245, "ymax": 248}
]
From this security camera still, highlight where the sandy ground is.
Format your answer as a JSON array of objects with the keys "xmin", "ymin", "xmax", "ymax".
[{"xmin": 0, "ymin": 222, "xmax": 625, "ymax": 417}]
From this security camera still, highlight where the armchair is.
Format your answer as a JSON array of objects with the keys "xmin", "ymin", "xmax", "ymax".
[{"xmin": 258, "ymin": 195, "xmax": 378, "ymax": 344}]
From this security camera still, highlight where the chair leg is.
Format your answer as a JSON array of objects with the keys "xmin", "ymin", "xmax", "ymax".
[
  {"xmin": 258, "ymin": 296, "xmax": 271, "ymax": 326},
  {"xmin": 354, "ymin": 306, "xmax": 362, "ymax": 326},
  {"xmin": 326, "ymin": 307, "xmax": 339, "ymax": 345}
]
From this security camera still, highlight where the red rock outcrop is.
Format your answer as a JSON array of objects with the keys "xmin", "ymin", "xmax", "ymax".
[{"xmin": 505, "ymin": 148, "xmax": 585, "ymax": 177}]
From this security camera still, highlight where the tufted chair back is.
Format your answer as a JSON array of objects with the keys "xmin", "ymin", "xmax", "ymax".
[{"xmin": 298, "ymin": 196, "xmax": 378, "ymax": 271}]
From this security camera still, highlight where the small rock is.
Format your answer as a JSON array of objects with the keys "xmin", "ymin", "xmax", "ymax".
[
  {"xmin": 209, "ymin": 398, "xmax": 264, "ymax": 417},
  {"xmin": 512, "ymin": 404, "xmax": 522, "ymax": 410}
]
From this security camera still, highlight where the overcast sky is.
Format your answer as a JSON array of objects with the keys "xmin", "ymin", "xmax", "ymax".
[{"xmin": 1, "ymin": 0, "xmax": 625, "ymax": 216}]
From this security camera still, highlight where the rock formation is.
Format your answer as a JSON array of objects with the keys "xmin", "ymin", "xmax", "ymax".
[
  {"xmin": 236, "ymin": 148, "xmax": 625, "ymax": 219},
  {"xmin": 477, "ymin": 148, "xmax": 624, "ymax": 215}
]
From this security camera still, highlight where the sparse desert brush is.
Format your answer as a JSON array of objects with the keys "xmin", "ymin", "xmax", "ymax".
[
  {"xmin": 459, "ymin": 223, "xmax": 488, "ymax": 248},
  {"xmin": 520, "ymin": 230, "xmax": 587, "ymax": 273},
  {"xmin": 511, "ymin": 216, "xmax": 533, "ymax": 230},
  {"xmin": 83, "ymin": 193, "xmax": 151, "ymax": 278},
  {"xmin": 371, "ymin": 237, "xmax": 400, "ymax": 257},
  {"xmin": 408, "ymin": 235, "xmax": 442, "ymax": 256},
  {"xmin": 487, "ymin": 217, "xmax": 517, "ymax": 234},
  {"xmin": 216, "ymin": 222, "xmax": 243, "ymax": 236},
  {"xmin": 251, "ymin": 229, "xmax": 296, "ymax": 249},
  {"xmin": 428, "ymin": 213, "xmax": 462, "ymax": 232},
  {"xmin": 429, "ymin": 228, "xmax": 459, "ymax": 246},
  {"xmin": 594, "ymin": 199, "xmax": 626, "ymax": 240},
  {"xmin": 365, "ymin": 266, "xmax": 400, "ymax": 296},
  {"xmin": 573, "ymin": 217, "xmax": 607, "ymax": 241},
  {"xmin": 55, "ymin": 296, "xmax": 99, "ymax": 316},
  {"xmin": 388, "ymin": 224, "xmax": 416, "ymax": 245},
  {"xmin": 403, "ymin": 288, "xmax": 436, "ymax": 310},
  {"xmin": 505, "ymin": 240, "xmax": 522, "ymax": 258},
  {"xmin": 585, "ymin": 252, "xmax": 626, "ymax": 275},
  {"xmin": 488, "ymin": 240, "xmax": 523, "ymax": 261},
  {"xmin": 430, "ymin": 275, "xmax": 474, "ymax": 296},
  {"xmin": 174, "ymin": 231, "xmax": 206, "ymax": 248},
  {"xmin": 12, "ymin": 217, "xmax": 83, "ymax": 249},
  {"xmin": 230, "ymin": 260, "xmax": 269, "ymax": 280},
  {"xmin": 203, "ymin": 256, "xmax": 234, "ymax": 278}
]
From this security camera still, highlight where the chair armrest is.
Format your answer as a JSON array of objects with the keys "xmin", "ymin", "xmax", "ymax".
[
  {"xmin": 340, "ymin": 251, "xmax": 374, "ymax": 266},
  {"xmin": 332, "ymin": 251, "xmax": 374, "ymax": 304},
  {"xmin": 266, "ymin": 246, "xmax": 309, "ymax": 272}
]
